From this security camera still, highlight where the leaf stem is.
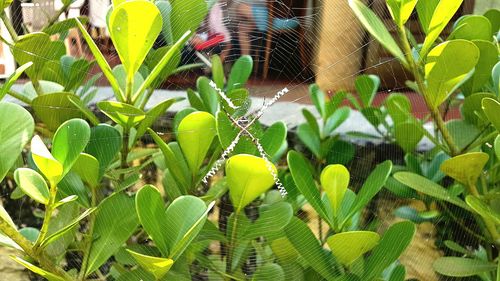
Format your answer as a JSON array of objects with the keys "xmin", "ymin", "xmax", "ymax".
[
  {"xmin": 34, "ymin": 184, "xmax": 58, "ymax": 250},
  {"xmin": 0, "ymin": 217, "xmax": 73, "ymax": 280},
  {"xmin": 8, "ymin": 90, "xmax": 32, "ymax": 105},
  {"xmin": 44, "ymin": 3, "xmax": 70, "ymax": 30},
  {"xmin": 78, "ymin": 186, "xmax": 99, "ymax": 280},
  {"xmin": 397, "ymin": 26, "xmax": 459, "ymax": 156},
  {"xmin": 0, "ymin": 11, "xmax": 18, "ymax": 42}
]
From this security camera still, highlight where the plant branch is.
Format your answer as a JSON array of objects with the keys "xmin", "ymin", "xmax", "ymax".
[
  {"xmin": 44, "ymin": 3, "xmax": 70, "ymax": 30},
  {"xmin": 78, "ymin": 186, "xmax": 99, "ymax": 280},
  {"xmin": 0, "ymin": 11, "xmax": 18, "ymax": 41},
  {"xmin": 8, "ymin": 90, "xmax": 32, "ymax": 105},
  {"xmin": 34, "ymin": 184, "xmax": 58, "ymax": 250}
]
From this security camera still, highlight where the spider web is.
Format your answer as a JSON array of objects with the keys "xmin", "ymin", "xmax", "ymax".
[{"xmin": 0, "ymin": 1, "xmax": 497, "ymax": 281}]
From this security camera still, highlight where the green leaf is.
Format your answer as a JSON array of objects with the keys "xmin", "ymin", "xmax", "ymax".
[
  {"xmin": 52, "ymin": 119, "xmax": 91, "ymax": 178},
  {"xmin": 385, "ymin": 93, "xmax": 412, "ymax": 125},
  {"xmin": 211, "ymin": 55, "xmax": 224, "ymax": 89},
  {"xmin": 327, "ymin": 231, "xmax": 380, "ymax": 265},
  {"xmin": 324, "ymin": 107, "xmax": 350, "ymax": 136},
  {"xmin": 126, "ymin": 249, "xmax": 174, "ymax": 280},
  {"xmin": 260, "ymin": 122, "xmax": 288, "ymax": 160},
  {"xmin": 466, "ymin": 196, "xmax": 500, "ymax": 224},
  {"xmin": 11, "ymin": 256, "xmax": 65, "ymax": 281},
  {"xmin": 169, "ymin": 0, "xmax": 207, "ymax": 42},
  {"xmin": 394, "ymin": 121, "xmax": 423, "ymax": 152},
  {"xmin": 14, "ymin": 168, "xmax": 49, "ymax": 204},
  {"xmin": 164, "ymin": 196, "xmax": 212, "ymax": 260},
  {"xmin": 450, "ymin": 15, "xmax": 492, "ymax": 41},
  {"xmin": 462, "ymin": 93, "xmax": 495, "ymax": 125},
  {"xmin": 86, "ymin": 124, "xmax": 122, "ymax": 178},
  {"xmin": 67, "ymin": 95, "xmax": 100, "ymax": 126},
  {"xmin": 482, "ymin": 98, "xmax": 500, "ymax": 131},
  {"xmin": 32, "ymin": 92, "xmax": 85, "ymax": 131},
  {"xmin": 416, "ymin": 0, "xmax": 439, "ymax": 34},
  {"xmin": 227, "ymin": 55, "xmax": 253, "ymax": 92},
  {"xmin": 98, "ymin": 101, "xmax": 146, "ymax": 129},
  {"xmin": 252, "ymin": 263, "xmax": 285, "ymax": 281},
  {"xmin": 302, "ymin": 109, "xmax": 320, "ymax": 137},
  {"xmin": 425, "ymin": 40, "xmax": 479, "ymax": 108},
  {"xmin": 197, "ymin": 77, "xmax": 218, "ymax": 115},
  {"xmin": 433, "ymin": 257, "xmax": 497, "ymax": 277},
  {"xmin": 242, "ymin": 202, "xmax": 293, "ymax": 240},
  {"xmin": 31, "ymin": 135, "xmax": 63, "ymax": 186},
  {"xmin": 420, "ymin": 0, "xmax": 465, "ymax": 57},
  {"xmin": 72, "ymin": 153, "xmax": 100, "ymax": 187},
  {"xmin": 348, "ymin": 0, "xmax": 406, "ymax": 65},
  {"xmin": 495, "ymin": 135, "xmax": 500, "ymax": 160},
  {"xmin": 284, "ymin": 217, "xmax": 337, "ymax": 281},
  {"xmin": 0, "ymin": 103, "xmax": 34, "ymax": 182},
  {"xmin": 342, "ymin": 161, "xmax": 392, "ymax": 225},
  {"xmin": 136, "ymin": 185, "xmax": 169, "ymax": 256},
  {"xmin": 0, "ymin": 62, "xmax": 32, "ymax": 101},
  {"xmin": 43, "ymin": 17, "xmax": 88, "ymax": 36},
  {"xmin": 440, "ymin": 152, "xmax": 489, "ymax": 186},
  {"xmin": 484, "ymin": 9, "xmax": 500, "ymax": 36},
  {"xmin": 109, "ymin": 1, "xmax": 162, "ymax": 78},
  {"xmin": 40, "ymin": 207, "xmax": 95, "ymax": 248},
  {"xmin": 363, "ymin": 221, "xmax": 415, "ymax": 280},
  {"xmin": 134, "ymin": 98, "xmax": 176, "ymax": 143},
  {"xmin": 11, "ymin": 32, "xmax": 66, "ymax": 80},
  {"xmin": 112, "ymin": 64, "xmax": 144, "ymax": 95},
  {"xmin": 386, "ymin": 0, "xmax": 417, "ymax": 26},
  {"xmin": 297, "ymin": 124, "xmax": 321, "ymax": 158},
  {"xmin": 394, "ymin": 172, "xmax": 470, "ymax": 210},
  {"xmin": 177, "ymin": 111, "xmax": 216, "ymax": 175},
  {"xmin": 355, "ymin": 74, "xmax": 380, "ymax": 107},
  {"xmin": 86, "ymin": 192, "xmax": 139, "ymax": 275},
  {"xmin": 321, "ymin": 164, "xmax": 350, "ymax": 217},
  {"xmin": 76, "ymin": 18, "xmax": 124, "ymax": 101},
  {"xmin": 226, "ymin": 154, "xmax": 276, "ymax": 212},
  {"xmin": 309, "ymin": 84, "xmax": 326, "ymax": 118},
  {"xmin": 462, "ymin": 40, "xmax": 498, "ymax": 95}
]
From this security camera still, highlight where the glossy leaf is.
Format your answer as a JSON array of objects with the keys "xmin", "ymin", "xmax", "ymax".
[
  {"xmin": 284, "ymin": 217, "xmax": 337, "ymax": 281},
  {"xmin": 324, "ymin": 107, "xmax": 350, "ymax": 136},
  {"xmin": 31, "ymin": 135, "xmax": 63, "ymax": 186},
  {"xmin": 462, "ymin": 40, "xmax": 498, "ymax": 95},
  {"xmin": 462, "ymin": 93, "xmax": 495, "ymax": 125},
  {"xmin": 226, "ymin": 154, "xmax": 276, "ymax": 212},
  {"xmin": 109, "ymin": 1, "xmax": 162, "ymax": 78},
  {"xmin": 86, "ymin": 193, "xmax": 139, "ymax": 275},
  {"xmin": 40, "ymin": 207, "xmax": 95, "ymax": 248},
  {"xmin": 425, "ymin": 40, "xmax": 479, "ymax": 108},
  {"xmin": 302, "ymin": 108, "xmax": 320, "ymax": 137},
  {"xmin": 394, "ymin": 172, "xmax": 470, "ymax": 210},
  {"xmin": 484, "ymin": 9, "xmax": 500, "ymax": 35},
  {"xmin": 169, "ymin": 0, "xmax": 207, "ymax": 42},
  {"xmin": 14, "ymin": 168, "xmax": 49, "ymax": 204},
  {"xmin": 85, "ymin": 124, "xmax": 122, "ymax": 178},
  {"xmin": 32, "ymin": 92, "xmax": 85, "ymax": 131},
  {"xmin": 342, "ymin": 161, "xmax": 392, "ymax": 225},
  {"xmin": 386, "ymin": 0, "xmax": 417, "ymax": 26},
  {"xmin": 72, "ymin": 153, "xmax": 100, "ymax": 187},
  {"xmin": 0, "ymin": 103, "xmax": 34, "ymax": 182},
  {"xmin": 260, "ymin": 122, "xmax": 288, "ymax": 160},
  {"xmin": 440, "ymin": 152, "xmax": 489, "ymax": 186},
  {"xmin": 363, "ymin": 221, "xmax": 415, "ymax": 280},
  {"xmin": 482, "ymin": 98, "xmax": 500, "ymax": 131},
  {"xmin": 394, "ymin": 121, "xmax": 423, "ymax": 152},
  {"xmin": 416, "ymin": 0, "xmax": 439, "ymax": 34},
  {"xmin": 227, "ymin": 55, "xmax": 253, "ymax": 92},
  {"xmin": 495, "ymin": 135, "xmax": 500, "ymax": 160},
  {"xmin": 348, "ymin": 0, "xmax": 406, "ymax": 65},
  {"xmin": 136, "ymin": 185, "xmax": 169, "ymax": 256},
  {"xmin": 309, "ymin": 84, "xmax": 326, "ymax": 118},
  {"xmin": 320, "ymin": 164, "xmax": 350, "ymax": 217},
  {"xmin": 287, "ymin": 151, "xmax": 329, "ymax": 222},
  {"xmin": 327, "ymin": 231, "xmax": 380, "ymax": 265},
  {"xmin": 98, "ymin": 101, "xmax": 146, "ymax": 129},
  {"xmin": 52, "ymin": 119, "xmax": 91, "ymax": 178},
  {"xmin": 127, "ymin": 249, "xmax": 174, "ymax": 280},
  {"xmin": 134, "ymin": 98, "xmax": 176, "ymax": 143},
  {"xmin": 297, "ymin": 123, "xmax": 321, "ymax": 158},
  {"xmin": 242, "ymin": 202, "xmax": 293, "ymax": 240},
  {"xmin": 466, "ymin": 196, "xmax": 500, "ymax": 224},
  {"xmin": 164, "ymin": 196, "xmax": 212, "ymax": 260},
  {"xmin": 420, "ymin": 0, "xmax": 465, "ymax": 56},
  {"xmin": 433, "ymin": 257, "xmax": 497, "ymax": 277},
  {"xmin": 451, "ymin": 15, "xmax": 492, "ymax": 41},
  {"xmin": 386, "ymin": 93, "xmax": 411, "ymax": 125},
  {"xmin": 0, "ymin": 62, "xmax": 32, "ymax": 101},
  {"xmin": 178, "ymin": 111, "xmax": 216, "ymax": 175},
  {"xmin": 197, "ymin": 77, "xmax": 219, "ymax": 115},
  {"xmin": 355, "ymin": 74, "xmax": 380, "ymax": 107}
]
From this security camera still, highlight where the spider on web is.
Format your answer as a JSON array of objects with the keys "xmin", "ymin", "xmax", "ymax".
[{"xmin": 202, "ymin": 81, "xmax": 289, "ymax": 197}]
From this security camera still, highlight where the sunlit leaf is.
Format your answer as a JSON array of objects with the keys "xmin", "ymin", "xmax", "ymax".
[
  {"xmin": 327, "ymin": 231, "xmax": 380, "ymax": 265},
  {"xmin": 440, "ymin": 152, "xmax": 489, "ymax": 186},
  {"xmin": 320, "ymin": 164, "xmax": 350, "ymax": 217},
  {"xmin": 14, "ymin": 168, "xmax": 49, "ymax": 204}
]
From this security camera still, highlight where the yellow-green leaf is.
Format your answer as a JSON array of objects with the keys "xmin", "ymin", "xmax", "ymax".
[
  {"xmin": 320, "ymin": 164, "xmax": 350, "ymax": 217},
  {"xmin": 31, "ymin": 135, "xmax": 63, "ymax": 186},
  {"xmin": 109, "ymin": 1, "xmax": 162, "ymax": 78},
  {"xmin": 226, "ymin": 154, "xmax": 276, "ymax": 212},
  {"xmin": 482, "ymin": 98, "xmax": 500, "ymax": 132},
  {"xmin": 72, "ymin": 153, "xmax": 100, "ymax": 187},
  {"xmin": 126, "ymin": 249, "xmax": 173, "ymax": 280},
  {"xmin": 11, "ymin": 256, "xmax": 65, "ymax": 281},
  {"xmin": 440, "ymin": 152, "xmax": 489, "ymax": 186},
  {"xmin": 177, "ymin": 111, "xmax": 216, "ymax": 175},
  {"xmin": 386, "ymin": 0, "xmax": 418, "ymax": 26},
  {"xmin": 14, "ymin": 168, "xmax": 50, "ymax": 204},
  {"xmin": 327, "ymin": 231, "xmax": 380, "ymax": 265}
]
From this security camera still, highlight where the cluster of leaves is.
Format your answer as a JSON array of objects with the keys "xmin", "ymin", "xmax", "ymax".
[{"xmin": 348, "ymin": 0, "xmax": 500, "ymax": 279}]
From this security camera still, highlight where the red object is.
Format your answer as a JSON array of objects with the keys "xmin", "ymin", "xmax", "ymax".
[{"xmin": 193, "ymin": 33, "xmax": 226, "ymax": 51}]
